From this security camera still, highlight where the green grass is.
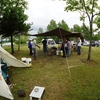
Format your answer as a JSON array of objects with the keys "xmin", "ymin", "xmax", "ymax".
[{"xmin": 0, "ymin": 45, "xmax": 100, "ymax": 100}]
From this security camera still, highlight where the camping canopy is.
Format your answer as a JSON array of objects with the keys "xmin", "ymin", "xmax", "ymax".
[{"xmin": 29, "ymin": 27, "xmax": 84, "ymax": 40}]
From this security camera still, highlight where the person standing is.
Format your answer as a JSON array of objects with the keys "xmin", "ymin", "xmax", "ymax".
[
  {"xmin": 77, "ymin": 37, "xmax": 81, "ymax": 55},
  {"xmin": 28, "ymin": 39, "xmax": 32, "ymax": 55},
  {"xmin": 32, "ymin": 38, "xmax": 40, "ymax": 60},
  {"xmin": 67, "ymin": 39, "xmax": 73, "ymax": 57},
  {"xmin": 42, "ymin": 38, "xmax": 48, "ymax": 55},
  {"xmin": 61, "ymin": 38, "xmax": 68, "ymax": 57}
]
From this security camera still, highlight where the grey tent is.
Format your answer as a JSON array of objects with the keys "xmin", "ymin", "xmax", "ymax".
[{"xmin": 29, "ymin": 27, "xmax": 84, "ymax": 40}]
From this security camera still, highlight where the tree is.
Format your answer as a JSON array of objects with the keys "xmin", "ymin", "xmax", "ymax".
[
  {"xmin": 71, "ymin": 24, "xmax": 90, "ymax": 40},
  {"xmin": 81, "ymin": 25, "xmax": 90, "ymax": 40},
  {"xmin": 37, "ymin": 28, "xmax": 44, "ymax": 43},
  {"xmin": 71, "ymin": 24, "xmax": 83, "ymax": 41},
  {"xmin": 72, "ymin": 24, "xmax": 82, "ymax": 33},
  {"xmin": 17, "ymin": 23, "xmax": 31, "ymax": 51},
  {"xmin": 0, "ymin": 0, "xmax": 31, "ymax": 53},
  {"xmin": 46, "ymin": 19, "xmax": 58, "ymax": 41},
  {"xmin": 58, "ymin": 20, "xmax": 70, "ymax": 31},
  {"xmin": 47, "ymin": 19, "xmax": 58, "ymax": 31},
  {"xmin": 65, "ymin": 0, "xmax": 100, "ymax": 61}
]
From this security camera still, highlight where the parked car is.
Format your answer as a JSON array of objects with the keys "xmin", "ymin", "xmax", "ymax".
[
  {"xmin": 71, "ymin": 41, "xmax": 77, "ymax": 45},
  {"xmin": 47, "ymin": 39, "xmax": 56, "ymax": 47},
  {"xmin": 42, "ymin": 38, "xmax": 56, "ymax": 47},
  {"xmin": 83, "ymin": 40, "xmax": 90, "ymax": 46},
  {"xmin": 1, "ymin": 42, "xmax": 15, "ymax": 46},
  {"xmin": 92, "ymin": 41, "xmax": 99, "ymax": 47}
]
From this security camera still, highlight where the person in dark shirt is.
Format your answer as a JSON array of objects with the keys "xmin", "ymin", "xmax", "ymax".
[
  {"xmin": 28, "ymin": 39, "xmax": 32, "ymax": 55},
  {"xmin": 61, "ymin": 38, "xmax": 68, "ymax": 57},
  {"xmin": 42, "ymin": 38, "xmax": 48, "ymax": 55}
]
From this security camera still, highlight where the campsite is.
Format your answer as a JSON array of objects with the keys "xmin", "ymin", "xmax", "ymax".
[
  {"xmin": 1, "ymin": 0, "xmax": 100, "ymax": 99},
  {"xmin": 0, "ymin": 44, "xmax": 100, "ymax": 100}
]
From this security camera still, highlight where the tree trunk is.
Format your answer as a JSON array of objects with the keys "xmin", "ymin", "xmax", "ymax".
[
  {"xmin": 87, "ymin": 21, "xmax": 93, "ymax": 61},
  {"xmin": 18, "ymin": 35, "xmax": 20, "ymax": 51},
  {"xmin": 11, "ymin": 34, "xmax": 14, "ymax": 54}
]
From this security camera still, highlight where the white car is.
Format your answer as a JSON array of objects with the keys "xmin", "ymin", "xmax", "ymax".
[
  {"xmin": 42, "ymin": 38, "xmax": 56, "ymax": 47},
  {"xmin": 83, "ymin": 41, "xmax": 90, "ymax": 46},
  {"xmin": 1, "ymin": 42, "xmax": 15, "ymax": 46},
  {"xmin": 47, "ymin": 39, "xmax": 56, "ymax": 47}
]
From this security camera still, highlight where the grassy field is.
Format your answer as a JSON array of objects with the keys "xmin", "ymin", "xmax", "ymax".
[{"xmin": 0, "ymin": 44, "xmax": 100, "ymax": 100}]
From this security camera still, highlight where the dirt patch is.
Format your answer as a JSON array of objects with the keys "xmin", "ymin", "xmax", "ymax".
[{"xmin": 81, "ymin": 59, "xmax": 99, "ymax": 67}]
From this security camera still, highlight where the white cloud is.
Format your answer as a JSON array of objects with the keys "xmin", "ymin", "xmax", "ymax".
[{"xmin": 25, "ymin": 0, "xmax": 83, "ymax": 34}]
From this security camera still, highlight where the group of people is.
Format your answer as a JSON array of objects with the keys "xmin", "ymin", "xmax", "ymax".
[
  {"xmin": 28, "ymin": 38, "xmax": 40, "ymax": 60},
  {"xmin": 28, "ymin": 37, "xmax": 82, "ymax": 60},
  {"xmin": 28, "ymin": 37, "xmax": 48, "ymax": 60},
  {"xmin": 59, "ymin": 37, "xmax": 81, "ymax": 58},
  {"xmin": 59, "ymin": 38, "xmax": 73, "ymax": 57}
]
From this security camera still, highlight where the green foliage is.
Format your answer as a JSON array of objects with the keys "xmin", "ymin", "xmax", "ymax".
[
  {"xmin": 92, "ymin": 33, "xmax": 100, "ymax": 40},
  {"xmin": 46, "ymin": 19, "xmax": 70, "ymax": 42},
  {"xmin": 0, "ymin": 5, "xmax": 30, "ymax": 36},
  {"xmin": 65, "ymin": 0, "xmax": 100, "ymax": 27},
  {"xmin": 65, "ymin": 0, "xmax": 81, "ymax": 11},
  {"xmin": 72, "ymin": 24, "xmax": 82, "ymax": 32},
  {"xmin": 21, "ymin": 37, "xmax": 27, "ymax": 44},
  {"xmin": 94, "ymin": 17, "xmax": 100, "ymax": 28},
  {"xmin": 0, "ymin": 0, "xmax": 31, "ymax": 53},
  {"xmin": 13, "ymin": 35, "xmax": 28, "ymax": 44},
  {"xmin": 46, "ymin": 19, "xmax": 58, "ymax": 31},
  {"xmin": 58, "ymin": 20, "xmax": 70, "ymax": 31},
  {"xmin": 81, "ymin": 24, "xmax": 90, "ymax": 40},
  {"xmin": 46, "ymin": 19, "xmax": 58, "ymax": 41},
  {"xmin": 0, "ymin": 0, "xmax": 9, "ymax": 16},
  {"xmin": 37, "ymin": 28, "xmax": 44, "ymax": 43}
]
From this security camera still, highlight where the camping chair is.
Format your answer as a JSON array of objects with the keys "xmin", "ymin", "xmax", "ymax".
[
  {"xmin": 1, "ymin": 62, "xmax": 8, "ymax": 74},
  {"xmin": 1, "ymin": 70, "xmax": 8, "ymax": 80}
]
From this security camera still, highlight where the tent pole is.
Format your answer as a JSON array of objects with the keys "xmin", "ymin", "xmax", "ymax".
[{"xmin": 58, "ymin": 27, "xmax": 71, "ymax": 76}]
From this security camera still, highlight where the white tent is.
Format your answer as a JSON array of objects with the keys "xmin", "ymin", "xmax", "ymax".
[
  {"xmin": 0, "ymin": 73, "xmax": 14, "ymax": 100},
  {"xmin": 0, "ymin": 46, "xmax": 30, "ymax": 99},
  {"xmin": 0, "ymin": 46, "xmax": 30, "ymax": 67}
]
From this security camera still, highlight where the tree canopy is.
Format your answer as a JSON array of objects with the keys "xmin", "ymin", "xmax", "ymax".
[{"xmin": 0, "ymin": 0, "xmax": 31, "ymax": 53}]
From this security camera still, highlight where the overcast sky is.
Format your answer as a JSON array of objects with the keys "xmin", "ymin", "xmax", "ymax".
[{"xmin": 25, "ymin": 0, "xmax": 85, "ymax": 34}]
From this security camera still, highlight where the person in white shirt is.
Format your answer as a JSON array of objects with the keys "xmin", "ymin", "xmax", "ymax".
[
  {"xmin": 77, "ymin": 37, "xmax": 81, "ymax": 55},
  {"xmin": 32, "ymin": 38, "xmax": 40, "ymax": 60}
]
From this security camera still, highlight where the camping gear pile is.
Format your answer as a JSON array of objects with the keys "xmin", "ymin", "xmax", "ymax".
[{"xmin": 21, "ymin": 57, "xmax": 32, "ymax": 67}]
